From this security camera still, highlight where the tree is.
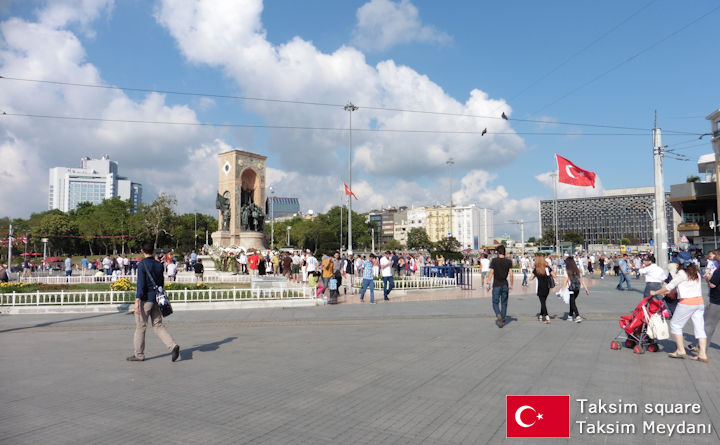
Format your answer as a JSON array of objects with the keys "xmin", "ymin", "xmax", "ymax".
[
  {"xmin": 538, "ymin": 228, "xmax": 556, "ymax": 246},
  {"xmin": 621, "ymin": 237, "xmax": 632, "ymax": 245},
  {"xmin": 37, "ymin": 213, "xmax": 79, "ymax": 255},
  {"xmin": 527, "ymin": 236, "xmax": 537, "ymax": 244},
  {"xmin": 137, "ymin": 193, "xmax": 177, "ymax": 250},
  {"xmin": 686, "ymin": 175, "xmax": 700, "ymax": 183},
  {"xmin": 380, "ymin": 239, "xmax": 404, "ymax": 251},
  {"xmin": 563, "ymin": 231, "xmax": 584, "ymax": 245},
  {"xmin": 432, "ymin": 236, "xmax": 463, "ymax": 261},
  {"xmin": 407, "ymin": 227, "xmax": 432, "ymax": 250},
  {"xmin": 596, "ymin": 238, "xmax": 611, "ymax": 245}
]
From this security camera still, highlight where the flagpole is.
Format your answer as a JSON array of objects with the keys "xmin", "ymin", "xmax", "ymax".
[
  {"xmin": 345, "ymin": 102, "xmax": 358, "ymax": 253},
  {"xmin": 551, "ymin": 169, "xmax": 559, "ymax": 256}
]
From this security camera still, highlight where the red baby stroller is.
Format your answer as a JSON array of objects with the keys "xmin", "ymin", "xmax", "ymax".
[{"xmin": 610, "ymin": 296, "xmax": 669, "ymax": 354}]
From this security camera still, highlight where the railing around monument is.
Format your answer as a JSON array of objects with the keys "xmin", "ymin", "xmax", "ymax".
[
  {"xmin": 352, "ymin": 276, "xmax": 456, "ymax": 290},
  {"xmin": 19, "ymin": 273, "xmax": 253, "ymax": 285},
  {"xmin": 0, "ymin": 287, "xmax": 316, "ymax": 307}
]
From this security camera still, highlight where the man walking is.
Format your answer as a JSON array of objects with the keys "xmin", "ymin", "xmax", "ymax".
[
  {"xmin": 487, "ymin": 245, "xmax": 513, "ymax": 328},
  {"xmin": 127, "ymin": 241, "xmax": 179, "ymax": 363},
  {"xmin": 380, "ymin": 251, "xmax": 394, "ymax": 301},
  {"xmin": 617, "ymin": 254, "xmax": 632, "ymax": 291},
  {"xmin": 480, "ymin": 254, "xmax": 490, "ymax": 287},
  {"xmin": 342, "ymin": 252, "xmax": 355, "ymax": 295},
  {"xmin": 520, "ymin": 253, "xmax": 530, "ymax": 287},
  {"xmin": 64, "ymin": 255, "xmax": 73, "ymax": 279},
  {"xmin": 359, "ymin": 254, "xmax": 376, "ymax": 303}
]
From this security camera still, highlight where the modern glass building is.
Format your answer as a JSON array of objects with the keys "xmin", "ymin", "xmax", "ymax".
[
  {"xmin": 265, "ymin": 196, "xmax": 300, "ymax": 220},
  {"xmin": 539, "ymin": 187, "xmax": 679, "ymax": 246},
  {"xmin": 48, "ymin": 156, "xmax": 142, "ymax": 212}
]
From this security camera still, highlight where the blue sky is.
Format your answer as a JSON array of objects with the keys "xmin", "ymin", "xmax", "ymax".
[{"xmin": 1, "ymin": 0, "xmax": 718, "ymax": 238}]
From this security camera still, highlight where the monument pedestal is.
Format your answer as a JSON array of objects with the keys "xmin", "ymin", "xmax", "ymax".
[
  {"xmin": 212, "ymin": 230, "xmax": 266, "ymax": 251},
  {"xmin": 211, "ymin": 231, "xmax": 232, "ymax": 248},
  {"xmin": 236, "ymin": 232, "xmax": 267, "ymax": 251}
]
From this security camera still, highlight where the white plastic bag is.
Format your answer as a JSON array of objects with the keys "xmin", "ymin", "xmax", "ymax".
[
  {"xmin": 558, "ymin": 286, "xmax": 570, "ymax": 305},
  {"xmin": 644, "ymin": 306, "xmax": 669, "ymax": 340}
]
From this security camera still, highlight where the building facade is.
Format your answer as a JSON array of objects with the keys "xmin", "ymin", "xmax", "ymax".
[
  {"xmin": 265, "ymin": 196, "xmax": 300, "ymax": 221},
  {"xmin": 669, "ymin": 154, "xmax": 718, "ymax": 252},
  {"xmin": 452, "ymin": 205, "xmax": 493, "ymax": 250},
  {"xmin": 48, "ymin": 155, "xmax": 142, "ymax": 212},
  {"xmin": 539, "ymin": 187, "xmax": 679, "ymax": 247}
]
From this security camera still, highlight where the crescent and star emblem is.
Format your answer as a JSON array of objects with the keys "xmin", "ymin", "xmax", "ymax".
[{"xmin": 514, "ymin": 405, "xmax": 543, "ymax": 428}]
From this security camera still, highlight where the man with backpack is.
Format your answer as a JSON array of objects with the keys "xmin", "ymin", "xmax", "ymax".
[
  {"xmin": 617, "ymin": 254, "xmax": 632, "ymax": 291},
  {"xmin": 342, "ymin": 252, "xmax": 355, "ymax": 295}
]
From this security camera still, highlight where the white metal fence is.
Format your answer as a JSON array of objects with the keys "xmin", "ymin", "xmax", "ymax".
[
  {"xmin": 18, "ymin": 273, "xmax": 253, "ymax": 285},
  {"xmin": 352, "ymin": 276, "xmax": 456, "ymax": 290},
  {"xmin": 0, "ymin": 287, "xmax": 316, "ymax": 307}
]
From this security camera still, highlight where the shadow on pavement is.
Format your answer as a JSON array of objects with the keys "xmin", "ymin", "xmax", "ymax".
[
  {"xmin": 145, "ymin": 336, "xmax": 239, "ymax": 361},
  {"xmin": 0, "ymin": 311, "xmax": 122, "ymax": 333}
]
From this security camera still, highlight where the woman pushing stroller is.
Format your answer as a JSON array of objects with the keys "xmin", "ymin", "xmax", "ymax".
[{"xmin": 650, "ymin": 259, "xmax": 708, "ymax": 363}]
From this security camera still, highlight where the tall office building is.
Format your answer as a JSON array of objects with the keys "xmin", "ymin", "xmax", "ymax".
[
  {"xmin": 453, "ymin": 205, "xmax": 493, "ymax": 250},
  {"xmin": 48, "ymin": 155, "xmax": 142, "ymax": 212}
]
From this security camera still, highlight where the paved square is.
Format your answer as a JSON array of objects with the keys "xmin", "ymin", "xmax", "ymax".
[{"xmin": 1, "ymin": 277, "xmax": 719, "ymax": 444}]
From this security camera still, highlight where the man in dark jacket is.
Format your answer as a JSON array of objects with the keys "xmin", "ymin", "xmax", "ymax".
[{"xmin": 127, "ymin": 241, "xmax": 180, "ymax": 362}]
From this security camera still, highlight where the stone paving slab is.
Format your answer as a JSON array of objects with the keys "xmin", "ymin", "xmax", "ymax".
[{"xmin": 1, "ymin": 277, "xmax": 719, "ymax": 444}]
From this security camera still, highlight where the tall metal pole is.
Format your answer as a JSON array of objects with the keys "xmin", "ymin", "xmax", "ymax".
[
  {"xmin": 447, "ymin": 157, "xmax": 454, "ymax": 238},
  {"xmin": 270, "ymin": 187, "xmax": 275, "ymax": 250},
  {"xmin": 550, "ymin": 172, "xmax": 559, "ymax": 255},
  {"xmin": 371, "ymin": 227, "xmax": 375, "ymax": 253},
  {"xmin": 344, "ymin": 102, "xmax": 358, "ymax": 253},
  {"xmin": 8, "ymin": 224, "xmax": 13, "ymax": 275},
  {"xmin": 653, "ymin": 111, "xmax": 669, "ymax": 270},
  {"xmin": 194, "ymin": 212, "xmax": 197, "ymax": 250},
  {"xmin": 340, "ymin": 197, "xmax": 343, "ymax": 255}
]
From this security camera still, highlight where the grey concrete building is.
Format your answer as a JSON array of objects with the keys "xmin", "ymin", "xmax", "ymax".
[{"xmin": 539, "ymin": 187, "xmax": 680, "ymax": 247}]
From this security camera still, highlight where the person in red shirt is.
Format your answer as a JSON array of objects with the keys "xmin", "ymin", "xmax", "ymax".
[{"xmin": 248, "ymin": 250, "xmax": 260, "ymax": 277}]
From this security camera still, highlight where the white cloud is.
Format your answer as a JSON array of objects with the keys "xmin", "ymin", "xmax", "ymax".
[
  {"xmin": 0, "ymin": 5, "xmax": 227, "ymax": 217},
  {"xmin": 351, "ymin": 0, "xmax": 451, "ymax": 52},
  {"xmin": 155, "ymin": 0, "xmax": 523, "ymax": 183}
]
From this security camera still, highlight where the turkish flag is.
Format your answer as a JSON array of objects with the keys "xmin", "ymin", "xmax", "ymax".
[
  {"xmin": 344, "ymin": 183, "xmax": 358, "ymax": 200},
  {"xmin": 556, "ymin": 154, "xmax": 596, "ymax": 188},
  {"xmin": 506, "ymin": 395, "xmax": 570, "ymax": 438}
]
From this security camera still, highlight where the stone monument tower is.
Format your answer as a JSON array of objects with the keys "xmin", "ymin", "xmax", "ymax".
[{"xmin": 211, "ymin": 150, "xmax": 268, "ymax": 250}]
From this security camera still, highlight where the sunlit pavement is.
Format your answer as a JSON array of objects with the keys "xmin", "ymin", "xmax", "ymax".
[{"xmin": 1, "ymin": 274, "xmax": 718, "ymax": 444}]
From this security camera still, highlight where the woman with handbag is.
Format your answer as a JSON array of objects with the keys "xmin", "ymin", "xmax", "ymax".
[
  {"xmin": 651, "ymin": 259, "xmax": 708, "ymax": 362},
  {"xmin": 562, "ymin": 257, "xmax": 590, "ymax": 323},
  {"xmin": 530, "ymin": 254, "xmax": 555, "ymax": 324}
]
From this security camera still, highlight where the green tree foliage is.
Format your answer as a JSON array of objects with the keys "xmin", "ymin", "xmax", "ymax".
[
  {"xmin": 406, "ymin": 227, "xmax": 432, "ymax": 250},
  {"xmin": 527, "ymin": 237, "xmax": 537, "ymax": 244},
  {"xmin": 37, "ymin": 212, "xmax": 79, "ymax": 255},
  {"xmin": 432, "ymin": 236, "xmax": 463, "ymax": 261},
  {"xmin": 538, "ymin": 228, "xmax": 556, "ymax": 246},
  {"xmin": 137, "ymin": 193, "xmax": 177, "ymax": 250},
  {"xmin": 380, "ymin": 239, "xmax": 404, "ymax": 251},
  {"xmin": 563, "ymin": 231, "xmax": 584, "ymax": 245}
]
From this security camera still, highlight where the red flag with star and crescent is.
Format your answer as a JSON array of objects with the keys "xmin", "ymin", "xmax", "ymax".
[
  {"xmin": 556, "ymin": 154, "xmax": 596, "ymax": 188},
  {"xmin": 506, "ymin": 395, "xmax": 570, "ymax": 438},
  {"xmin": 344, "ymin": 183, "xmax": 358, "ymax": 200}
]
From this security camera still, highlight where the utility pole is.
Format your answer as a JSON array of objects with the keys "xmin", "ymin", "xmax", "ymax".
[
  {"xmin": 340, "ymin": 197, "xmax": 343, "ymax": 256},
  {"xmin": 194, "ymin": 212, "xmax": 197, "ymax": 250},
  {"xmin": 344, "ymin": 102, "xmax": 358, "ymax": 253},
  {"xmin": 371, "ymin": 227, "xmax": 375, "ymax": 253},
  {"xmin": 653, "ymin": 111, "xmax": 669, "ymax": 270},
  {"xmin": 447, "ymin": 157, "xmax": 454, "ymax": 238},
  {"xmin": 270, "ymin": 186, "xmax": 275, "ymax": 250},
  {"xmin": 509, "ymin": 220, "xmax": 526, "ymax": 253}
]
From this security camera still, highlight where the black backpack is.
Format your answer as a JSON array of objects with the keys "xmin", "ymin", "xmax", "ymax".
[{"xmin": 569, "ymin": 273, "xmax": 581, "ymax": 292}]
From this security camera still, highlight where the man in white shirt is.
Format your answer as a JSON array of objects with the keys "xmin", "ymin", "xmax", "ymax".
[
  {"xmin": 166, "ymin": 259, "xmax": 178, "ymax": 281},
  {"xmin": 305, "ymin": 250, "xmax": 318, "ymax": 283},
  {"xmin": 639, "ymin": 255, "xmax": 667, "ymax": 299},
  {"xmin": 380, "ymin": 251, "xmax": 393, "ymax": 301},
  {"xmin": 238, "ymin": 251, "xmax": 248, "ymax": 274},
  {"xmin": 102, "ymin": 255, "xmax": 113, "ymax": 276},
  {"xmin": 480, "ymin": 254, "xmax": 491, "ymax": 287},
  {"xmin": 520, "ymin": 254, "xmax": 530, "ymax": 287}
]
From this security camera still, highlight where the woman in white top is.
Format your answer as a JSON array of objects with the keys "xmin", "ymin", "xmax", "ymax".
[{"xmin": 651, "ymin": 260, "xmax": 708, "ymax": 362}]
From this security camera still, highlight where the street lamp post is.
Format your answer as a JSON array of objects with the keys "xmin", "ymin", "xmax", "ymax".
[
  {"xmin": 344, "ymin": 102, "xmax": 358, "ymax": 253},
  {"xmin": 447, "ymin": 157, "xmax": 454, "ymax": 238},
  {"xmin": 269, "ymin": 186, "xmax": 275, "ymax": 249},
  {"xmin": 287, "ymin": 226, "xmax": 292, "ymax": 247}
]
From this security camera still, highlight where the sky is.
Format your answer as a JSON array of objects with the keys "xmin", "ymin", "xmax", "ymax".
[{"xmin": 1, "ymin": 0, "xmax": 718, "ymax": 239}]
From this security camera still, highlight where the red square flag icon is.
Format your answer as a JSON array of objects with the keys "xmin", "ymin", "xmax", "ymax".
[{"xmin": 506, "ymin": 395, "xmax": 570, "ymax": 438}]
